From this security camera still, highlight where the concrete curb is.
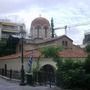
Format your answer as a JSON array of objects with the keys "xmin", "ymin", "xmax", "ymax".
[{"xmin": 0, "ymin": 75, "xmax": 20, "ymax": 83}]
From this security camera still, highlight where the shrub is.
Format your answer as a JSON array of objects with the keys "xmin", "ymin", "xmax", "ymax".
[{"xmin": 56, "ymin": 59, "xmax": 89, "ymax": 89}]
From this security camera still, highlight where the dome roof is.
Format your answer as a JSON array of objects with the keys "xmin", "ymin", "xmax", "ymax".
[{"xmin": 31, "ymin": 17, "xmax": 50, "ymax": 27}]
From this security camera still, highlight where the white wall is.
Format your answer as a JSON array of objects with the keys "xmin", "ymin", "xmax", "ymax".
[
  {"xmin": 0, "ymin": 57, "xmax": 57, "ymax": 72},
  {"xmin": 0, "ymin": 58, "xmax": 21, "ymax": 71}
]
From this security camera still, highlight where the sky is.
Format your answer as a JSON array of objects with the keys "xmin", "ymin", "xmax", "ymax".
[{"xmin": 0, "ymin": 0, "xmax": 90, "ymax": 45}]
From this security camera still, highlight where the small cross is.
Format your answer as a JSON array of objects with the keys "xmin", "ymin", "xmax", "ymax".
[{"xmin": 39, "ymin": 14, "xmax": 42, "ymax": 17}]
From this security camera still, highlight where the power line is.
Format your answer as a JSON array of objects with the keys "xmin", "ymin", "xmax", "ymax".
[
  {"xmin": 69, "ymin": 22, "xmax": 90, "ymax": 28},
  {"xmin": 54, "ymin": 21, "xmax": 90, "ymax": 30},
  {"xmin": 54, "ymin": 22, "xmax": 90, "ymax": 35}
]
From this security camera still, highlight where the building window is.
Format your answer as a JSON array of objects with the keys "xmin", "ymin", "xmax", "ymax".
[
  {"xmin": 37, "ymin": 26, "xmax": 41, "ymax": 38},
  {"xmin": 62, "ymin": 41, "xmax": 64, "ymax": 46},
  {"xmin": 65, "ymin": 41, "xmax": 68, "ymax": 46},
  {"xmin": 44, "ymin": 27, "xmax": 48, "ymax": 38},
  {"xmin": 62, "ymin": 41, "xmax": 68, "ymax": 47}
]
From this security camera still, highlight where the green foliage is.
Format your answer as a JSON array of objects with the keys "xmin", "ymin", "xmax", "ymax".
[
  {"xmin": 56, "ymin": 59, "xmax": 90, "ymax": 89},
  {"xmin": 85, "ymin": 44, "xmax": 90, "ymax": 53},
  {"xmin": 40, "ymin": 45, "xmax": 90, "ymax": 89},
  {"xmin": 41, "ymin": 46, "xmax": 63, "ymax": 58},
  {"xmin": 84, "ymin": 55, "xmax": 90, "ymax": 74},
  {"xmin": 0, "ymin": 38, "xmax": 7, "ymax": 47},
  {"xmin": 0, "ymin": 36, "xmax": 19, "ymax": 56},
  {"xmin": 84, "ymin": 44, "xmax": 90, "ymax": 74},
  {"xmin": 0, "ymin": 39, "xmax": 7, "ymax": 56}
]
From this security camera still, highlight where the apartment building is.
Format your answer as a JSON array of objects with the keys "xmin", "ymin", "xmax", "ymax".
[{"xmin": 0, "ymin": 20, "xmax": 25, "ymax": 39}]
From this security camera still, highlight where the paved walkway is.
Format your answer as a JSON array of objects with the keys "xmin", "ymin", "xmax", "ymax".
[{"xmin": 0, "ymin": 77, "xmax": 61, "ymax": 90}]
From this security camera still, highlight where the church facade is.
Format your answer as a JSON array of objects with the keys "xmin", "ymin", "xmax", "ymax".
[
  {"xmin": 19, "ymin": 17, "xmax": 80, "ymax": 51},
  {"xmin": 0, "ymin": 17, "xmax": 87, "ymax": 81}
]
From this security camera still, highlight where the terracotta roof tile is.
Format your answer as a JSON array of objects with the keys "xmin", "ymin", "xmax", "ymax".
[
  {"xmin": 0, "ymin": 49, "xmax": 87, "ymax": 60},
  {"xmin": 0, "ymin": 50, "xmax": 41, "ymax": 60},
  {"xmin": 24, "ymin": 50, "xmax": 41, "ymax": 58},
  {"xmin": 31, "ymin": 17, "xmax": 50, "ymax": 27},
  {"xmin": 59, "ymin": 49, "xmax": 87, "ymax": 58},
  {"xmin": 0, "ymin": 53, "xmax": 20, "ymax": 60}
]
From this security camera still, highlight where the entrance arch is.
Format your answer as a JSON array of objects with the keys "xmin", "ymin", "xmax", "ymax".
[{"xmin": 38, "ymin": 64, "xmax": 56, "ymax": 84}]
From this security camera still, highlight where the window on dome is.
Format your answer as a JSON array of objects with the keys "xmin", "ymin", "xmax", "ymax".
[
  {"xmin": 44, "ymin": 27, "xmax": 48, "ymax": 38},
  {"xmin": 37, "ymin": 26, "xmax": 41, "ymax": 38}
]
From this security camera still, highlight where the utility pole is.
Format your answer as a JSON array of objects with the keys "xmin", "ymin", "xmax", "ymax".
[
  {"xmin": 20, "ymin": 25, "xmax": 25, "ymax": 86},
  {"xmin": 65, "ymin": 25, "xmax": 67, "ymax": 35},
  {"xmin": 51, "ymin": 18, "xmax": 54, "ymax": 38}
]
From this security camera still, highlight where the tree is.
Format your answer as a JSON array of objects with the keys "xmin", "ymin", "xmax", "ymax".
[
  {"xmin": 0, "ymin": 38, "xmax": 7, "ymax": 56},
  {"xmin": 84, "ymin": 44, "xmax": 90, "ymax": 74},
  {"xmin": 40, "ymin": 46, "xmax": 90, "ymax": 89},
  {"xmin": 56, "ymin": 58, "xmax": 87, "ymax": 88},
  {"xmin": 85, "ymin": 44, "xmax": 90, "ymax": 54},
  {"xmin": 41, "ymin": 46, "xmax": 63, "ymax": 61},
  {"xmin": 0, "ymin": 36, "xmax": 19, "ymax": 56}
]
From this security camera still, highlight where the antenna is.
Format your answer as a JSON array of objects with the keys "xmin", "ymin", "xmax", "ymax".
[
  {"xmin": 39, "ymin": 14, "xmax": 42, "ymax": 17},
  {"xmin": 65, "ymin": 25, "xmax": 67, "ymax": 35}
]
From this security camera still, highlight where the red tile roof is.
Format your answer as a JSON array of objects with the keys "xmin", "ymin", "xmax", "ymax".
[
  {"xmin": 59, "ymin": 49, "xmax": 87, "ymax": 58},
  {"xmin": 0, "ymin": 50, "xmax": 41, "ymax": 60},
  {"xmin": 0, "ymin": 49, "xmax": 87, "ymax": 60},
  {"xmin": 26, "ymin": 35, "xmax": 73, "ymax": 45},
  {"xmin": 24, "ymin": 50, "xmax": 41, "ymax": 58},
  {"xmin": 38, "ymin": 35, "xmax": 73, "ymax": 44},
  {"xmin": 0, "ymin": 53, "xmax": 20, "ymax": 60}
]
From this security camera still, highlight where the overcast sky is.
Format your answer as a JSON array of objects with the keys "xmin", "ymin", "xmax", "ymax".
[{"xmin": 0, "ymin": 0, "xmax": 90, "ymax": 45}]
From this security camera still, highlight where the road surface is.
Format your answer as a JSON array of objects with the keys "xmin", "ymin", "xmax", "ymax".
[{"xmin": 0, "ymin": 77, "xmax": 61, "ymax": 90}]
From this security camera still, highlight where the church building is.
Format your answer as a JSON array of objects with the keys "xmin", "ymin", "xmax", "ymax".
[
  {"xmin": 20, "ymin": 17, "xmax": 79, "ymax": 51},
  {"xmin": 0, "ymin": 17, "xmax": 87, "ymax": 82}
]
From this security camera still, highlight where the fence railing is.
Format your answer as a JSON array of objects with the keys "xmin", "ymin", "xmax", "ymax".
[{"xmin": 0, "ymin": 68, "xmax": 20, "ymax": 80}]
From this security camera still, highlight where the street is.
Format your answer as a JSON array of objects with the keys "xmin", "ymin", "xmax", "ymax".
[{"xmin": 0, "ymin": 77, "xmax": 61, "ymax": 90}]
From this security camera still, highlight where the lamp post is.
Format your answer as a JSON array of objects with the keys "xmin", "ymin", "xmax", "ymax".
[{"xmin": 20, "ymin": 25, "xmax": 26, "ymax": 85}]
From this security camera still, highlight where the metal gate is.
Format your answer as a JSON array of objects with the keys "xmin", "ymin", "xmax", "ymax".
[{"xmin": 37, "ymin": 64, "xmax": 56, "ymax": 85}]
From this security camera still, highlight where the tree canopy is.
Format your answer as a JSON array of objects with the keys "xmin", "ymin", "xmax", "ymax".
[
  {"xmin": 41, "ymin": 46, "xmax": 63, "ymax": 59},
  {"xmin": 0, "ymin": 36, "xmax": 19, "ymax": 57}
]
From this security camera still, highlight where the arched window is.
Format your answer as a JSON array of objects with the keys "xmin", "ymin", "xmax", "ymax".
[
  {"xmin": 36, "ymin": 26, "xmax": 41, "ymax": 38},
  {"xmin": 44, "ymin": 27, "xmax": 48, "ymax": 38}
]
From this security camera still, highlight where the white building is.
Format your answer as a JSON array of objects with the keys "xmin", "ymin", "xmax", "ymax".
[{"xmin": 0, "ymin": 20, "xmax": 26, "ymax": 39}]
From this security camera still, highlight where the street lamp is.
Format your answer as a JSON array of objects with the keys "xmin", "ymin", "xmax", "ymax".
[{"xmin": 20, "ymin": 25, "xmax": 26, "ymax": 85}]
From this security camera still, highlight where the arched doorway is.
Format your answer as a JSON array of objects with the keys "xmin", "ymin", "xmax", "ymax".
[{"xmin": 38, "ymin": 64, "xmax": 56, "ymax": 85}]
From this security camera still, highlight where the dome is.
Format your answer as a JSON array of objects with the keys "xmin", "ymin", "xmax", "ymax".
[
  {"xmin": 31, "ymin": 17, "xmax": 50, "ymax": 27},
  {"xmin": 30, "ymin": 17, "xmax": 51, "ymax": 40}
]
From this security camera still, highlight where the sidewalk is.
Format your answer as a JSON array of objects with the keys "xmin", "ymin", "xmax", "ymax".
[
  {"xmin": 0, "ymin": 75, "xmax": 20, "ymax": 83},
  {"xmin": 0, "ymin": 75, "xmax": 62, "ymax": 90}
]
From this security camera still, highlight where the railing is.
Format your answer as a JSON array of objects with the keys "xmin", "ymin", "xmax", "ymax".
[
  {"xmin": 2, "ymin": 26, "xmax": 18, "ymax": 31},
  {"xmin": 0, "ymin": 68, "xmax": 21, "ymax": 80}
]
